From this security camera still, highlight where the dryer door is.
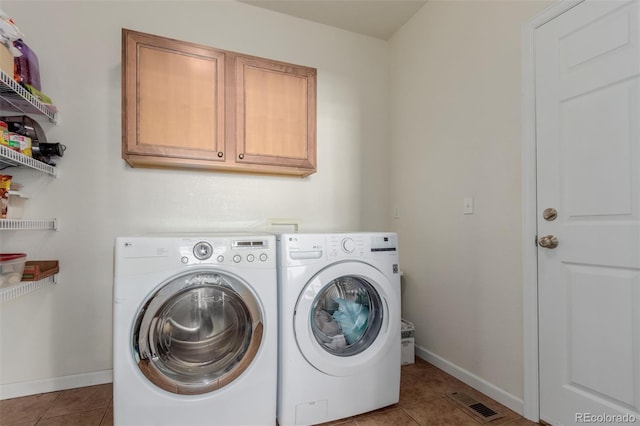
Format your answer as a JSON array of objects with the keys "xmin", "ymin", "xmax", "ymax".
[
  {"xmin": 294, "ymin": 261, "xmax": 400, "ymax": 376},
  {"xmin": 132, "ymin": 270, "xmax": 264, "ymax": 395}
]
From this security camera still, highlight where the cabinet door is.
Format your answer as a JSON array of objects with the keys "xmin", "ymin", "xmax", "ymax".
[
  {"xmin": 122, "ymin": 29, "xmax": 226, "ymax": 167},
  {"xmin": 233, "ymin": 56, "xmax": 316, "ymax": 175}
]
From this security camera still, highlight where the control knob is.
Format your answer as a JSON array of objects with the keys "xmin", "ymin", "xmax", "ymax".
[
  {"xmin": 193, "ymin": 242, "xmax": 213, "ymax": 260},
  {"xmin": 341, "ymin": 237, "xmax": 355, "ymax": 254}
]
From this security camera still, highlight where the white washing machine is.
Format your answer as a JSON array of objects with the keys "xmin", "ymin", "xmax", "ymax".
[
  {"xmin": 277, "ymin": 232, "xmax": 401, "ymax": 426},
  {"xmin": 113, "ymin": 233, "xmax": 277, "ymax": 426}
]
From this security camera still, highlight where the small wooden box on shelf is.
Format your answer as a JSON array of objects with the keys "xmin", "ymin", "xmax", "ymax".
[{"xmin": 21, "ymin": 260, "xmax": 59, "ymax": 281}]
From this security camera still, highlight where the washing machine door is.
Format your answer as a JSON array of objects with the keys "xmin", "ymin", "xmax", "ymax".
[
  {"xmin": 132, "ymin": 269, "xmax": 264, "ymax": 395},
  {"xmin": 294, "ymin": 260, "xmax": 400, "ymax": 376}
]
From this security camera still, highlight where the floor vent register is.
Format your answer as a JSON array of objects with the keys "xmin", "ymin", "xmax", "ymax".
[{"xmin": 448, "ymin": 391, "xmax": 505, "ymax": 422}]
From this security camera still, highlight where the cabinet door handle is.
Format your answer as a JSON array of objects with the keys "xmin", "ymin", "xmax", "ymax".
[
  {"xmin": 217, "ymin": 152, "xmax": 223, "ymax": 158},
  {"xmin": 238, "ymin": 153, "xmax": 245, "ymax": 160}
]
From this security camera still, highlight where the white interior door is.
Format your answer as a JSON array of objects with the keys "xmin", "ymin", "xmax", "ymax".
[{"xmin": 536, "ymin": 0, "xmax": 640, "ymax": 424}]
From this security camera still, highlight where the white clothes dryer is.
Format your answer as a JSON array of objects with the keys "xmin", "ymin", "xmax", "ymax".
[
  {"xmin": 113, "ymin": 234, "xmax": 277, "ymax": 426},
  {"xmin": 277, "ymin": 232, "xmax": 401, "ymax": 426}
]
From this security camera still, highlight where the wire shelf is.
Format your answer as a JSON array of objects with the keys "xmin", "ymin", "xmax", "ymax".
[
  {"xmin": 0, "ymin": 275, "xmax": 57, "ymax": 303},
  {"xmin": 0, "ymin": 71, "xmax": 56, "ymax": 122},
  {"xmin": 0, "ymin": 145, "xmax": 58, "ymax": 176},
  {"xmin": 0, "ymin": 218, "xmax": 57, "ymax": 230},
  {"xmin": 0, "ymin": 72, "xmax": 60, "ymax": 302}
]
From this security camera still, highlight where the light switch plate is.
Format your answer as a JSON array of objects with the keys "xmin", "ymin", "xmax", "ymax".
[{"xmin": 463, "ymin": 197, "xmax": 474, "ymax": 214}]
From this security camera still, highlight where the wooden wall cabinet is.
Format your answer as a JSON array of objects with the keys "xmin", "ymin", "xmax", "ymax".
[{"xmin": 122, "ymin": 29, "xmax": 316, "ymax": 177}]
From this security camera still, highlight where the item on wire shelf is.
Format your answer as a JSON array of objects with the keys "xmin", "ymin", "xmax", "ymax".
[
  {"xmin": 0, "ymin": 175, "xmax": 11, "ymax": 219},
  {"xmin": 21, "ymin": 260, "xmax": 59, "ymax": 281},
  {"xmin": 0, "ymin": 43, "xmax": 12, "ymax": 76},
  {"xmin": 13, "ymin": 38, "xmax": 40, "ymax": 90},
  {"xmin": 1, "ymin": 116, "xmax": 65, "ymax": 165},
  {"xmin": 0, "ymin": 253, "xmax": 26, "ymax": 288},
  {"xmin": 34, "ymin": 142, "xmax": 65, "ymax": 166},
  {"xmin": 0, "ymin": 120, "xmax": 8, "ymax": 145},
  {"xmin": 2, "ymin": 115, "xmax": 45, "ymax": 145},
  {"xmin": 0, "ymin": 123, "xmax": 20, "ymax": 151},
  {"xmin": 0, "ymin": 10, "xmax": 23, "ymax": 77},
  {"xmin": 0, "ymin": 10, "xmax": 23, "ymax": 47},
  {"xmin": 6, "ymin": 180, "xmax": 26, "ymax": 219},
  {"xmin": 9, "ymin": 133, "xmax": 31, "ymax": 156},
  {"xmin": 24, "ymin": 84, "xmax": 52, "ymax": 104}
]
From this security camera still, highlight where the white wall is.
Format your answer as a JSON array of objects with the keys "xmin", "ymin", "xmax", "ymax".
[
  {"xmin": 1, "ymin": 0, "xmax": 560, "ymax": 412},
  {"xmin": 389, "ymin": 0, "xmax": 549, "ymax": 411},
  {"xmin": 0, "ymin": 0, "xmax": 390, "ymax": 396}
]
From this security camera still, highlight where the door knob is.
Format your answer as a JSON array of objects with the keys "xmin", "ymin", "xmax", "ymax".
[{"xmin": 538, "ymin": 235, "xmax": 559, "ymax": 249}]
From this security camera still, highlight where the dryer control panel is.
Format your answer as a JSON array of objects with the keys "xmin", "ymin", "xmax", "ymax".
[{"xmin": 181, "ymin": 236, "xmax": 274, "ymax": 268}]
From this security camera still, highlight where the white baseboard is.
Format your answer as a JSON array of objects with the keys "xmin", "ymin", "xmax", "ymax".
[
  {"xmin": 415, "ymin": 345, "xmax": 524, "ymax": 416},
  {"xmin": 0, "ymin": 369, "xmax": 113, "ymax": 400}
]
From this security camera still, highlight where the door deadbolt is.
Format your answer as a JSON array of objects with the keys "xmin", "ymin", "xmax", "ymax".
[
  {"xmin": 538, "ymin": 235, "xmax": 559, "ymax": 249},
  {"xmin": 543, "ymin": 208, "xmax": 558, "ymax": 221}
]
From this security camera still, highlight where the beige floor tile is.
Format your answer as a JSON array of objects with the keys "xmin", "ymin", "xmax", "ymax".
[
  {"xmin": 317, "ymin": 403, "xmax": 402, "ymax": 426},
  {"xmin": 42, "ymin": 384, "xmax": 112, "ymax": 419},
  {"xmin": 355, "ymin": 408, "xmax": 420, "ymax": 426},
  {"xmin": 409, "ymin": 367, "xmax": 476, "ymax": 398},
  {"xmin": 502, "ymin": 418, "xmax": 540, "ymax": 425},
  {"xmin": 403, "ymin": 397, "xmax": 482, "ymax": 426},
  {"xmin": 0, "ymin": 392, "xmax": 60, "ymax": 425},
  {"xmin": 99, "ymin": 401, "xmax": 113, "ymax": 426},
  {"xmin": 35, "ymin": 408, "xmax": 106, "ymax": 426},
  {"xmin": 399, "ymin": 358, "xmax": 433, "ymax": 375},
  {"xmin": 397, "ymin": 372, "xmax": 442, "ymax": 408}
]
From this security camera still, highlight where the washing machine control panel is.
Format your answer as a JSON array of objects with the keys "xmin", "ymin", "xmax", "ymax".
[
  {"xmin": 282, "ymin": 233, "xmax": 398, "ymax": 264},
  {"xmin": 327, "ymin": 235, "xmax": 365, "ymax": 257},
  {"xmin": 328, "ymin": 234, "xmax": 398, "ymax": 258}
]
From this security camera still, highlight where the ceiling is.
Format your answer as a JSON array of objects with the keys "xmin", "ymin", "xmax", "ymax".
[{"xmin": 237, "ymin": 0, "xmax": 427, "ymax": 40}]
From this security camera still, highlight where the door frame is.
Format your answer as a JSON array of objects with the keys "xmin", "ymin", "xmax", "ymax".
[{"xmin": 521, "ymin": 0, "xmax": 584, "ymax": 421}]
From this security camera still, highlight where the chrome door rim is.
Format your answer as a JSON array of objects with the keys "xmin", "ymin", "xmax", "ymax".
[{"xmin": 133, "ymin": 270, "xmax": 263, "ymax": 395}]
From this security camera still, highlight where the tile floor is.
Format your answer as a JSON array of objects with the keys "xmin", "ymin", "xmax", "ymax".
[{"xmin": 0, "ymin": 357, "xmax": 539, "ymax": 426}]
